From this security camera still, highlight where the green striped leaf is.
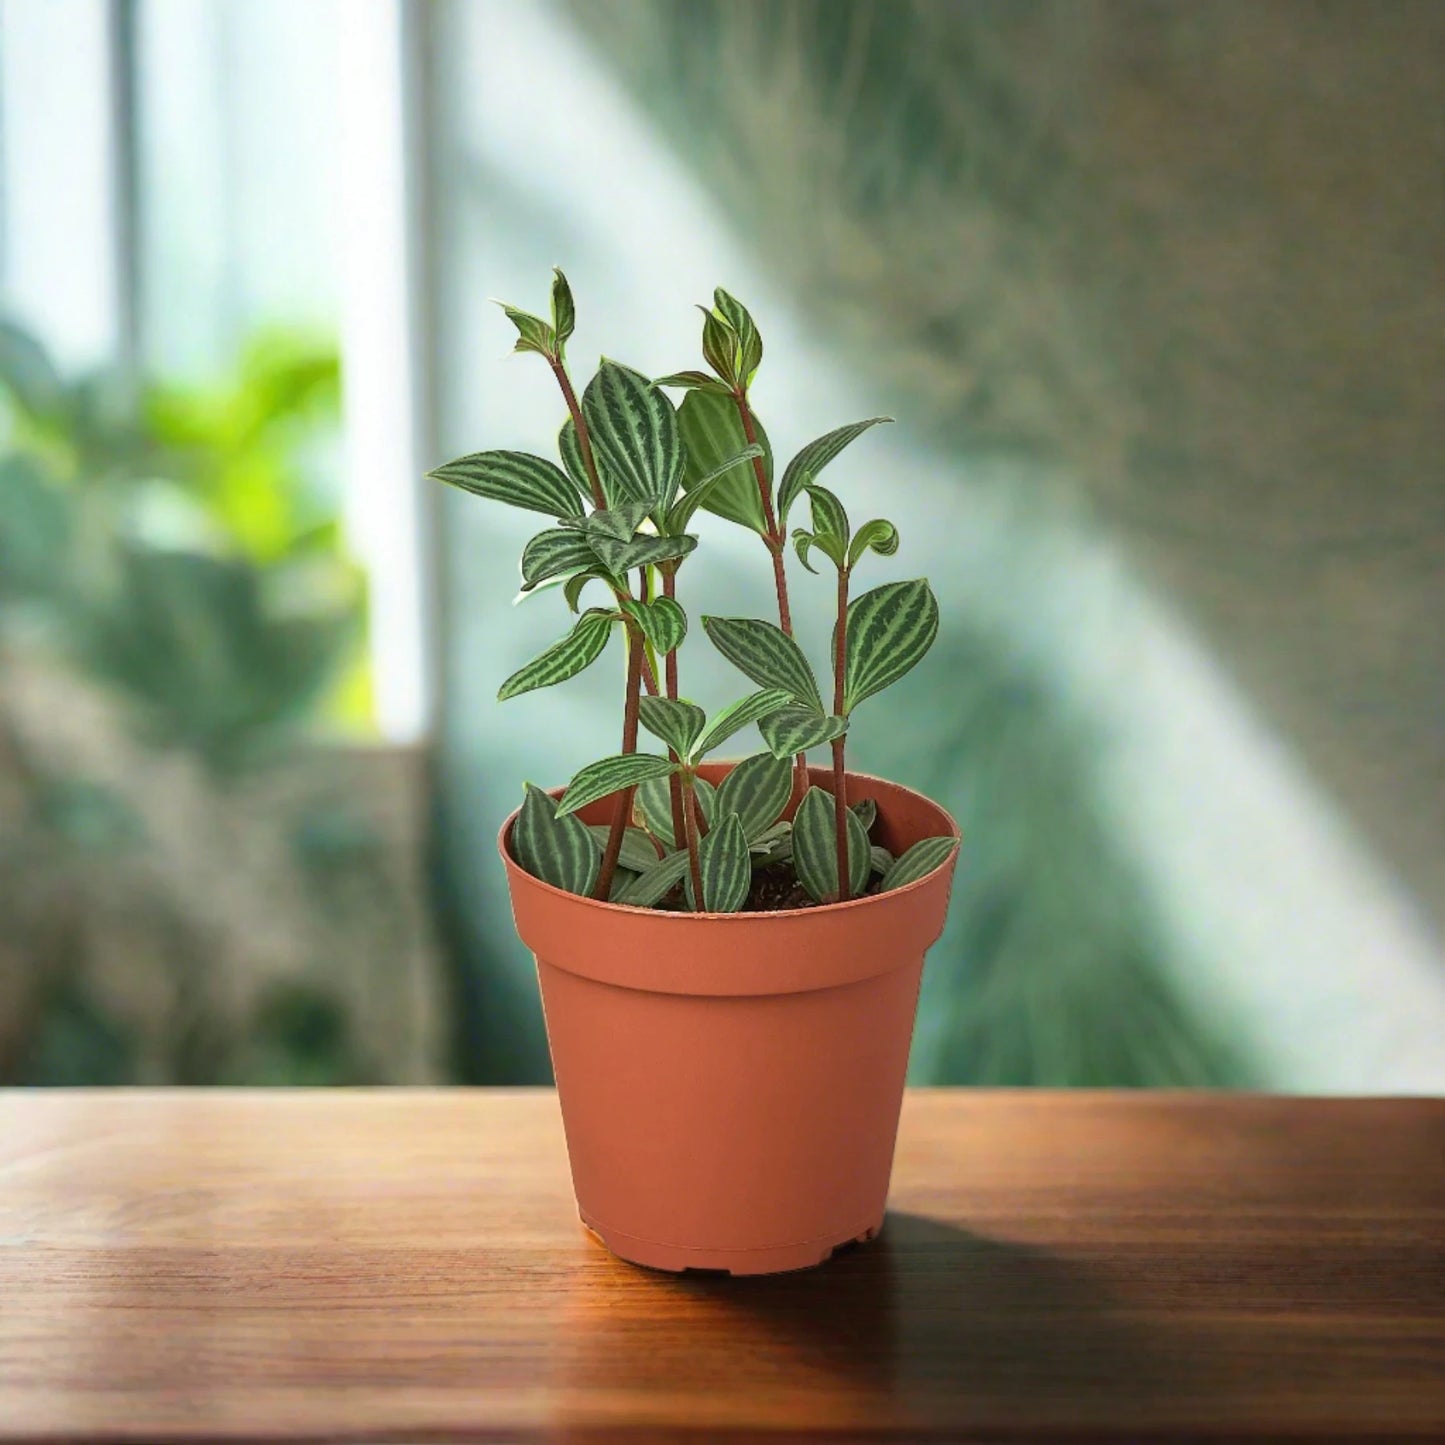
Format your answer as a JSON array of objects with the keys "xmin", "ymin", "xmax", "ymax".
[
  {"xmin": 870, "ymin": 844, "xmax": 895, "ymax": 877},
  {"xmin": 585, "ymin": 529, "xmax": 697, "ymax": 576},
  {"xmin": 637, "ymin": 697, "xmax": 707, "ymax": 757},
  {"xmin": 880, "ymin": 835, "xmax": 959, "ymax": 892},
  {"xmin": 499, "ymin": 305, "xmax": 555, "ymax": 359},
  {"xmin": 677, "ymin": 389, "xmax": 770, "ymax": 534},
  {"xmin": 550, "ymin": 268, "xmax": 575, "ymax": 346},
  {"xmin": 712, "ymin": 752, "xmax": 793, "ymax": 840},
  {"xmin": 792, "ymin": 527, "xmax": 847, "ymax": 576},
  {"xmin": 805, "ymin": 483, "xmax": 850, "ymax": 546},
  {"xmin": 655, "ymin": 370, "xmax": 727, "ymax": 393},
  {"xmin": 582, "ymin": 359, "xmax": 682, "ymax": 509},
  {"xmin": 700, "ymin": 306, "xmax": 739, "ymax": 387},
  {"xmin": 497, "ymin": 608, "xmax": 615, "ymax": 701},
  {"xmin": 852, "ymin": 797, "xmax": 878, "ymax": 834},
  {"xmin": 701, "ymin": 615, "xmax": 822, "ymax": 712},
  {"xmin": 843, "ymin": 578, "xmax": 940, "ymax": 711},
  {"xmin": 755, "ymin": 820, "xmax": 793, "ymax": 863},
  {"xmin": 664, "ymin": 443, "xmax": 764, "ymax": 534},
  {"xmin": 520, "ymin": 528, "xmax": 599, "ymax": 589},
  {"xmin": 777, "ymin": 417, "xmax": 892, "ymax": 526},
  {"xmin": 511, "ymin": 783, "xmax": 599, "ymax": 895},
  {"xmin": 586, "ymin": 824, "xmax": 663, "ymax": 874},
  {"xmin": 847, "ymin": 518, "xmax": 899, "ymax": 569},
  {"xmin": 556, "ymin": 752, "xmax": 679, "ymax": 818},
  {"xmin": 614, "ymin": 848, "xmax": 690, "ymax": 908},
  {"xmin": 620, "ymin": 596, "xmax": 686, "ymax": 654},
  {"xmin": 694, "ymin": 688, "xmax": 793, "ymax": 759},
  {"xmin": 684, "ymin": 811, "xmax": 752, "ymax": 913},
  {"xmin": 429, "ymin": 449, "xmax": 583, "ymax": 517},
  {"xmin": 563, "ymin": 569, "xmax": 614, "ymax": 613},
  {"xmin": 585, "ymin": 501, "xmax": 653, "ymax": 541},
  {"xmin": 558, "ymin": 418, "xmax": 595, "ymax": 500},
  {"xmin": 792, "ymin": 786, "xmax": 871, "ymax": 903},
  {"xmin": 713, "ymin": 288, "xmax": 763, "ymax": 384},
  {"xmin": 637, "ymin": 773, "xmax": 714, "ymax": 840},
  {"xmin": 758, "ymin": 705, "xmax": 848, "ymax": 760}
]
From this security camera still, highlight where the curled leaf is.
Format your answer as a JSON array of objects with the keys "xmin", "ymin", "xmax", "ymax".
[
  {"xmin": 848, "ymin": 518, "xmax": 900, "ymax": 569},
  {"xmin": 520, "ymin": 528, "xmax": 599, "ymax": 589},
  {"xmin": 498, "ymin": 303, "xmax": 555, "ymax": 359},
  {"xmin": 550, "ymin": 268, "xmax": 575, "ymax": 347}
]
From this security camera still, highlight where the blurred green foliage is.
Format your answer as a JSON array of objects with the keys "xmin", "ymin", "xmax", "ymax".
[{"xmin": 0, "ymin": 319, "xmax": 380, "ymax": 1085}]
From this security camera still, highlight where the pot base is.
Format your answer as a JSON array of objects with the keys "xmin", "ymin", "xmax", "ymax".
[{"xmin": 579, "ymin": 1208, "xmax": 885, "ymax": 1276}]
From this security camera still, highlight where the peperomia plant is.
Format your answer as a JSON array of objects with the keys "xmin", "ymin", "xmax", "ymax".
[{"xmin": 429, "ymin": 272, "xmax": 957, "ymax": 912}]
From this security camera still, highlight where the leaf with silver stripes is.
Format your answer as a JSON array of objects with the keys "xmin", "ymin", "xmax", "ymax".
[
  {"xmin": 510, "ymin": 783, "xmax": 599, "ymax": 895},
  {"xmin": 880, "ymin": 835, "xmax": 959, "ymax": 892},
  {"xmin": 637, "ymin": 697, "xmax": 707, "ymax": 758},
  {"xmin": 555, "ymin": 752, "xmax": 679, "ymax": 818},
  {"xmin": 776, "ymin": 417, "xmax": 892, "ymax": 526},
  {"xmin": 758, "ymin": 705, "xmax": 848, "ymax": 760},
  {"xmin": 497, "ymin": 608, "xmax": 615, "ymax": 701},
  {"xmin": 869, "ymin": 844, "xmax": 895, "ymax": 877},
  {"xmin": 581, "ymin": 359, "xmax": 682, "ymax": 509},
  {"xmin": 637, "ymin": 773, "xmax": 715, "ymax": 840},
  {"xmin": 619, "ymin": 596, "xmax": 687, "ymax": 654},
  {"xmin": 701, "ymin": 615, "xmax": 822, "ymax": 712},
  {"xmin": 791, "ymin": 786, "xmax": 871, "ymax": 903},
  {"xmin": 585, "ymin": 529, "xmax": 698, "ymax": 576},
  {"xmin": 713, "ymin": 288, "xmax": 763, "ymax": 384},
  {"xmin": 685, "ymin": 811, "xmax": 751, "ymax": 913},
  {"xmin": 847, "ymin": 518, "xmax": 899, "ymax": 570},
  {"xmin": 429, "ymin": 449, "xmax": 584, "ymax": 517},
  {"xmin": 843, "ymin": 578, "xmax": 940, "ymax": 712},
  {"xmin": 664, "ymin": 443, "xmax": 764, "ymax": 534},
  {"xmin": 677, "ymin": 388, "xmax": 770, "ymax": 534},
  {"xmin": 614, "ymin": 847, "xmax": 690, "ymax": 908},
  {"xmin": 550, "ymin": 268, "xmax": 575, "ymax": 348},
  {"xmin": 712, "ymin": 752, "xmax": 793, "ymax": 840},
  {"xmin": 520, "ymin": 528, "xmax": 601, "ymax": 590},
  {"xmin": 851, "ymin": 797, "xmax": 878, "ymax": 834},
  {"xmin": 585, "ymin": 501, "xmax": 653, "ymax": 541},
  {"xmin": 693, "ymin": 688, "xmax": 793, "ymax": 759},
  {"xmin": 805, "ymin": 483, "xmax": 850, "ymax": 547},
  {"xmin": 586, "ymin": 824, "xmax": 663, "ymax": 874}
]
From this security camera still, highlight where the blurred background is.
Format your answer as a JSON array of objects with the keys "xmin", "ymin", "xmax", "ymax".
[{"xmin": 1, "ymin": 0, "xmax": 1440, "ymax": 1090}]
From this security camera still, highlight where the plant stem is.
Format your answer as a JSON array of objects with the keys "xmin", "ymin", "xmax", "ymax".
[
  {"xmin": 832, "ymin": 564, "xmax": 851, "ymax": 901},
  {"xmin": 680, "ymin": 768, "xmax": 706, "ymax": 911},
  {"xmin": 661, "ymin": 567, "xmax": 688, "ymax": 851},
  {"xmin": 551, "ymin": 358, "xmax": 605, "ymax": 510},
  {"xmin": 734, "ymin": 388, "xmax": 808, "ymax": 800},
  {"xmin": 594, "ymin": 623, "xmax": 646, "ymax": 901}
]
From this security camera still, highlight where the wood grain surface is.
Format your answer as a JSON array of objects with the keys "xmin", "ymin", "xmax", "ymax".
[{"xmin": 0, "ymin": 1089, "xmax": 1441, "ymax": 1442}]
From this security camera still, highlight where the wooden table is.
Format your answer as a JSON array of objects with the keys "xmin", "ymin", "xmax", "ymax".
[{"xmin": 1, "ymin": 1090, "xmax": 1441, "ymax": 1442}]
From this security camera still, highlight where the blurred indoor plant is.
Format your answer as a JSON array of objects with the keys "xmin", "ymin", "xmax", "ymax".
[
  {"xmin": 430, "ymin": 274, "xmax": 959, "ymax": 1273},
  {"xmin": 0, "ymin": 319, "xmax": 434, "ymax": 1085}
]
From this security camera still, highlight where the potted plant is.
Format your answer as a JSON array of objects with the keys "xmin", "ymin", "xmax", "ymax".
[{"xmin": 430, "ymin": 274, "xmax": 960, "ymax": 1274}]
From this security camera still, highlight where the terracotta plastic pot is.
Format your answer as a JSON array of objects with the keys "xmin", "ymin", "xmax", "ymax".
[{"xmin": 499, "ymin": 762, "xmax": 959, "ymax": 1275}]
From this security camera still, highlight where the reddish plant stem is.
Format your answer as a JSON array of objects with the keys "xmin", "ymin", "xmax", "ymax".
[
  {"xmin": 832, "ymin": 565, "xmax": 851, "ymax": 901},
  {"xmin": 661, "ymin": 568, "xmax": 688, "ymax": 851},
  {"xmin": 734, "ymin": 389, "xmax": 808, "ymax": 800},
  {"xmin": 551, "ymin": 359, "xmax": 605, "ymax": 509},
  {"xmin": 680, "ymin": 769, "xmax": 706, "ymax": 911},
  {"xmin": 594, "ymin": 625, "xmax": 645, "ymax": 901}
]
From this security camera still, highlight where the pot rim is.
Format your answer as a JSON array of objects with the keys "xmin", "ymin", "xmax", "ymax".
[{"xmin": 496, "ymin": 764, "xmax": 959, "ymax": 923}]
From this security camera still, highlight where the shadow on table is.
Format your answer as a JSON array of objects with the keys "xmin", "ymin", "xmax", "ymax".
[{"xmin": 552, "ymin": 1210, "xmax": 1200, "ymax": 1429}]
